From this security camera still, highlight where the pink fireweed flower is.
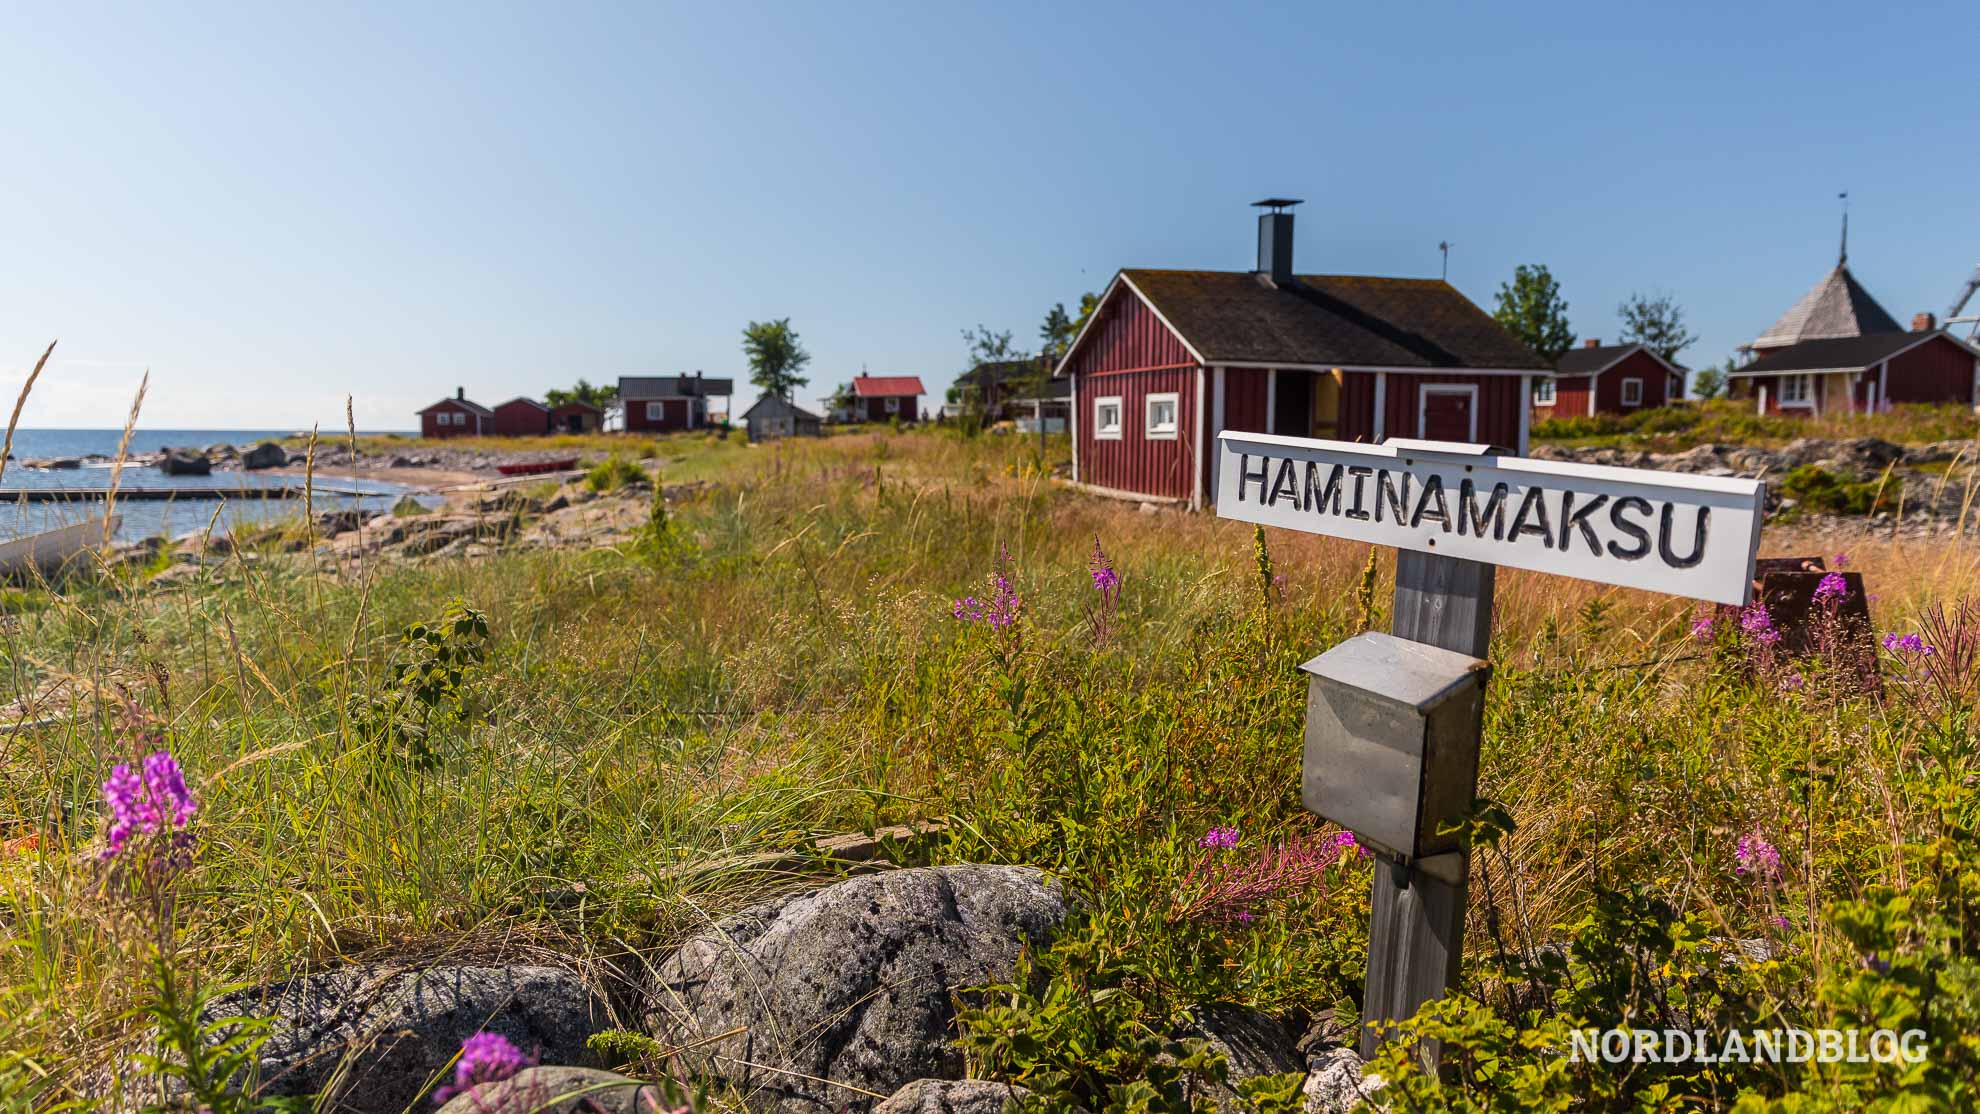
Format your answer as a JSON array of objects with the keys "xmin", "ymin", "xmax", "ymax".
[
  {"xmin": 99, "ymin": 751, "xmax": 197, "ymax": 862},
  {"xmin": 1882, "ymin": 631, "xmax": 1934, "ymax": 656},
  {"xmin": 1174, "ymin": 834, "xmax": 1335, "ymax": 924},
  {"xmin": 1690, "ymin": 614, "xmax": 1715, "ymax": 640},
  {"xmin": 1831, "ymin": 552, "xmax": 1850, "ymax": 570},
  {"xmin": 1734, "ymin": 828, "xmax": 1782, "ymax": 880},
  {"xmin": 953, "ymin": 545, "xmax": 1023, "ymax": 630},
  {"xmin": 433, "ymin": 1032, "xmax": 534, "ymax": 1104},
  {"xmin": 1198, "ymin": 825, "xmax": 1239, "ymax": 850},
  {"xmin": 1332, "ymin": 829, "xmax": 1367, "ymax": 860},
  {"xmin": 1813, "ymin": 572, "xmax": 1848, "ymax": 604},
  {"xmin": 1089, "ymin": 537, "xmax": 1120, "ymax": 595}
]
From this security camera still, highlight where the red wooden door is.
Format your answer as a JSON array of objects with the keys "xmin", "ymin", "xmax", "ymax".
[{"xmin": 1420, "ymin": 388, "xmax": 1475, "ymax": 441}]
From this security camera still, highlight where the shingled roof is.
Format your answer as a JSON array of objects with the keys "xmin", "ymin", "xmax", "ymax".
[
  {"xmin": 1751, "ymin": 265, "xmax": 1902, "ymax": 350},
  {"xmin": 851, "ymin": 375, "xmax": 926, "ymax": 397},
  {"xmin": 1095, "ymin": 269, "xmax": 1546, "ymax": 372},
  {"xmin": 1732, "ymin": 330, "xmax": 1967, "ymax": 376},
  {"xmin": 1553, "ymin": 342, "xmax": 1686, "ymax": 378}
]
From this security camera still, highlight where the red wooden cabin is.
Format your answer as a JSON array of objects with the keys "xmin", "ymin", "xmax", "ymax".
[
  {"xmin": 620, "ymin": 373, "xmax": 734, "ymax": 432},
  {"xmin": 1054, "ymin": 201, "xmax": 1548, "ymax": 509},
  {"xmin": 1726, "ymin": 260, "xmax": 1980, "ymax": 415},
  {"xmin": 550, "ymin": 401, "xmax": 603, "ymax": 434},
  {"xmin": 849, "ymin": 374, "xmax": 926, "ymax": 422},
  {"xmin": 1534, "ymin": 341, "xmax": 1686, "ymax": 420},
  {"xmin": 417, "ymin": 388, "xmax": 491, "ymax": 439},
  {"xmin": 491, "ymin": 397, "xmax": 552, "ymax": 437}
]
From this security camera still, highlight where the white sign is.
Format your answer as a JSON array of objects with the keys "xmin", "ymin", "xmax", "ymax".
[{"xmin": 1216, "ymin": 433, "xmax": 1765, "ymax": 605}]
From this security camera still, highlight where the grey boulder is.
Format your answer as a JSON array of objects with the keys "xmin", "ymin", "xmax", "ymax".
[
  {"xmin": 873, "ymin": 1078, "xmax": 1030, "ymax": 1114},
  {"xmin": 241, "ymin": 441, "xmax": 289, "ymax": 470},
  {"xmin": 1302, "ymin": 1048, "xmax": 1385, "ymax": 1113},
  {"xmin": 157, "ymin": 448, "xmax": 212, "ymax": 475},
  {"xmin": 1174, "ymin": 1003, "xmax": 1304, "ymax": 1113},
  {"xmin": 203, "ymin": 963, "xmax": 611, "ymax": 1113},
  {"xmin": 646, "ymin": 865, "xmax": 1068, "ymax": 1114},
  {"xmin": 436, "ymin": 1067, "xmax": 676, "ymax": 1114}
]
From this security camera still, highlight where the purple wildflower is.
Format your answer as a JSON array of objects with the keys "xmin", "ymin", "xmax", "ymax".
[
  {"xmin": 953, "ymin": 545, "xmax": 1022, "ymax": 631},
  {"xmin": 1862, "ymin": 954, "xmax": 1891, "ymax": 976},
  {"xmin": 433, "ymin": 1032, "xmax": 534, "ymax": 1104},
  {"xmin": 1882, "ymin": 631, "xmax": 1934, "ymax": 656},
  {"xmin": 1690, "ymin": 614, "xmax": 1715, "ymax": 640},
  {"xmin": 1739, "ymin": 602, "xmax": 1778, "ymax": 642},
  {"xmin": 1813, "ymin": 572, "xmax": 1848, "ymax": 604},
  {"xmin": 1779, "ymin": 672, "xmax": 1805, "ymax": 693},
  {"xmin": 99, "ymin": 751, "xmax": 197, "ymax": 862},
  {"xmin": 1197, "ymin": 825, "xmax": 1240, "ymax": 850},
  {"xmin": 1734, "ymin": 828, "xmax": 1782, "ymax": 880},
  {"xmin": 1831, "ymin": 552, "xmax": 1850, "ymax": 570},
  {"xmin": 1772, "ymin": 915, "xmax": 1790, "ymax": 929},
  {"xmin": 1333, "ymin": 829, "xmax": 1368, "ymax": 860}
]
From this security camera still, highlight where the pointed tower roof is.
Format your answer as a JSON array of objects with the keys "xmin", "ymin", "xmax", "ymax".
[{"xmin": 1751, "ymin": 264, "xmax": 1902, "ymax": 351}]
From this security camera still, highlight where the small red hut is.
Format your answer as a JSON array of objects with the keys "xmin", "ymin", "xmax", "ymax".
[
  {"xmin": 1054, "ymin": 200, "xmax": 1548, "ymax": 510},
  {"xmin": 417, "ymin": 388, "xmax": 491, "ymax": 439},
  {"xmin": 491, "ymin": 397, "xmax": 552, "ymax": 437},
  {"xmin": 848, "ymin": 374, "xmax": 926, "ymax": 422},
  {"xmin": 1533, "ymin": 341, "xmax": 1686, "ymax": 420}
]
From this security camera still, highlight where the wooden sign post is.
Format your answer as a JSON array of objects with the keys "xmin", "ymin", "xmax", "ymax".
[{"xmin": 1215, "ymin": 432, "xmax": 1765, "ymax": 1063}]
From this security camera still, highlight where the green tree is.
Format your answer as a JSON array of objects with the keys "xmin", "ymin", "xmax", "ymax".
[
  {"xmin": 1040, "ymin": 303, "xmax": 1076, "ymax": 364},
  {"xmin": 827, "ymin": 381, "xmax": 857, "ymax": 416},
  {"xmin": 1071, "ymin": 291, "xmax": 1100, "ymax": 342},
  {"xmin": 543, "ymin": 378, "xmax": 617, "ymax": 409},
  {"xmin": 1617, "ymin": 290, "xmax": 1698, "ymax": 362},
  {"xmin": 1689, "ymin": 358, "xmax": 1732, "ymax": 400},
  {"xmin": 1492, "ymin": 264, "xmax": 1575, "ymax": 362},
  {"xmin": 742, "ymin": 318, "xmax": 811, "ymax": 401}
]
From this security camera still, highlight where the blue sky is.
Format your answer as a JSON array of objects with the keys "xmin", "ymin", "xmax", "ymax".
[{"xmin": 2, "ymin": 2, "xmax": 1973, "ymax": 431}]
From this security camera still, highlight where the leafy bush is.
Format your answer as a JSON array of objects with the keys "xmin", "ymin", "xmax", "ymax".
[
  {"xmin": 1779, "ymin": 465, "xmax": 1889, "ymax": 516},
  {"xmin": 585, "ymin": 454, "xmax": 646, "ymax": 491}
]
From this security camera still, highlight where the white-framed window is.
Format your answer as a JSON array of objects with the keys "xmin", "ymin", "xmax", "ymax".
[
  {"xmin": 1093, "ymin": 396, "xmax": 1123, "ymax": 440},
  {"xmin": 1533, "ymin": 378, "xmax": 1556, "ymax": 406},
  {"xmin": 1145, "ymin": 392, "xmax": 1180, "ymax": 439},
  {"xmin": 884, "ymin": 396, "xmax": 901, "ymax": 414},
  {"xmin": 1620, "ymin": 378, "xmax": 1644, "ymax": 407},
  {"xmin": 1778, "ymin": 374, "xmax": 1812, "ymax": 406},
  {"xmin": 646, "ymin": 401, "xmax": 663, "ymax": 421},
  {"xmin": 441, "ymin": 411, "xmax": 458, "ymax": 426}
]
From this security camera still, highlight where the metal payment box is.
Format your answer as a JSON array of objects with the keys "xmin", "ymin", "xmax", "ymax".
[{"xmin": 1299, "ymin": 631, "xmax": 1491, "ymax": 862}]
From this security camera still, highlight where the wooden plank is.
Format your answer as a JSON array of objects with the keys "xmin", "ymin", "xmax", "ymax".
[{"xmin": 1359, "ymin": 550, "xmax": 1493, "ymax": 1065}]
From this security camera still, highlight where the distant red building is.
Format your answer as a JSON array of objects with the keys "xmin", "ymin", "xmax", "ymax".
[
  {"xmin": 417, "ymin": 388, "xmax": 491, "ymax": 439},
  {"xmin": 491, "ymin": 397, "xmax": 551, "ymax": 437},
  {"xmin": 620, "ymin": 373, "xmax": 735, "ymax": 432},
  {"xmin": 1533, "ymin": 340, "xmax": 1686, "ymax": 420},
  {"xmin": 1053, "ymin": 200, "xmax": 1547, "ymax": 509},
  {"xmin": 849, "ymin": 374, "xmax": 926, "ymax": 422},
  {"xmin": 1727, "ymin": 260, "xmax": 1980, "ymax": 415},
  {"xmin": 550, "ymin": 401, "xmax": 603, "ymax": 434}
]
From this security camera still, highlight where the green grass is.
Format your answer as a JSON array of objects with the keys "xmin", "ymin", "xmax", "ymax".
[
  {"xmin": 1535, "ymin": 399, "xmax": 1980, "ymax": 451},
  {"xmin": 4, "ymin": 428, "xmax": 1979, "ymax": 1110}
]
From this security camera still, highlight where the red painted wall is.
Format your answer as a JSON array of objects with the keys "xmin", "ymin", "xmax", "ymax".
[
  {"xmin": 1886, "ymin": 336, "xmax": 1975, "ymax": 404},
  {"xmin": 856, "ymin": 395, "xmax": 918, "ymax": 422},
  {"xmin": 1339, "ymin": 373, "xmax": 1378, "ymax": 442},
  {"xmin": 491, "ymin": 400, "xmax": 550, "ymax": 437},
  {"xmin": 1591, "ymin": 351, "xmax": 1674, "ymax": 413},
  {"xmin": 626, "ymin": 398, "xmax": 692, "ymax": 432},
  {"xmin": 550, "ymin": 404, "xmax": 599, "ymax": 433},
  {"xmin": 1382, "ymin": 374, "xmax": 1523, "ymax": 448},
  {"xmin": 1539, "ymin": 375, "xmax": 1592, "ymax": 421},
  {"xmin": 420, "ymin": 401, "xmax": 482, "ymax": 439},
  {"xmin": 1076, "ymin": 367, "xmax": 1199, "ymax": 501},
  {"xmin": 1066, "ymin": 285, "xmax": 1203, "ymax": 499},
  {"xmin": 1222, "ymin": 368, "xmax": 1269, "ymax": 433}
]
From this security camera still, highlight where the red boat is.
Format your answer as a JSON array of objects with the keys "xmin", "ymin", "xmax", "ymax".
[{"xmin": 495, "ymin": 458, "xmax": 579, "ymax": 477}]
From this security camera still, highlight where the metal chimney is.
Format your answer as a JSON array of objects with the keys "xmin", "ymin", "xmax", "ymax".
[{"xmin": 1253, "ymin": 198, "xmax": 1302, "ymax": 284}]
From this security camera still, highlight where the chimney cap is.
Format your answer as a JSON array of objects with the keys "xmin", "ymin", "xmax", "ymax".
[
  {"xmin": 1251, "ymin": 198, "xmax": 1303, "ymax": 213},
  {"xmin": 1913, "ymin": 312, "xmax": 1938, "ymax": 332},
  {"xmin": 1584, "ymin": 339, "xmax": 1601, "ymax": 348}
]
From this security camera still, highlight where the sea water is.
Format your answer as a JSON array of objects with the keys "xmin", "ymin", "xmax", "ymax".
[{"xmin": 0, "ymin": 429, "xmax": 411, "ymax": 542}]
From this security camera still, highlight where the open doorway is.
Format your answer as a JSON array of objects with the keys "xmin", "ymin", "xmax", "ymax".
[
  {"xmin": 1312, "ymin": 370, "xmax": 1341, "ymax": 439},
  {"xmin": 1272, "ymin": 371, "xmax": 1312, "ymax": 437}
]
